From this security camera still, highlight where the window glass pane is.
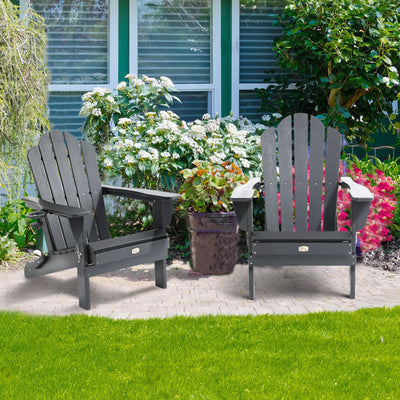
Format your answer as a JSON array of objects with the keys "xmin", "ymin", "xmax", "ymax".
[
  {"xmin": 48, "ymin": 92, "xmax": 85, "ymax": 138},
  {"xmin": 240, "ymin": 0, "xmax": 284, "ymax": 83},
  {"xmin": 239, "ymin": 90, "xmax": 264, "ymax": 122},
  {"xmin": 30, "ymin": 0, "xmax": 109, "ymax": 84},
  {"xmin": 165, "ymin": 92, "xmax": 209, "ymax": 122},
  {"xmin": 138, "ymin": 0, "xmax": 212, "ymax": 84}
]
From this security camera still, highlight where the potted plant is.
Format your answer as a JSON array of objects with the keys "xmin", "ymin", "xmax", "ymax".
[{"xmin": 179, "ymin": 160, "xmax": 248, "ymax": 274}]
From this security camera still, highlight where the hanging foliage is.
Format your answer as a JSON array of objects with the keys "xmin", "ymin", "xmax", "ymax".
[{"xmin": 0, "ymin": 0, "xmax": 49, "ymax": 201}]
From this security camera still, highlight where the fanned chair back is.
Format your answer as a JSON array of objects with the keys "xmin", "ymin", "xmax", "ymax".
[
  {"xmin": 27, "ymin": 130, "xmax": 110, "ymax": 251},
  {"xmin": 261, "ymin": 113, "xmax": 342, "ymax": 233}
]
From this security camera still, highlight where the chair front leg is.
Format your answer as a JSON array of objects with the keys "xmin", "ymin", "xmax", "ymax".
[{"xmin": 155, "ymin": 259, "xmax": 167, "ymax": 289}]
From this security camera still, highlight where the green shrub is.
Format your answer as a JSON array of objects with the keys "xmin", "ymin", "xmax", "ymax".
[{"xmin": 257, "ymin": 0, "xmax": 400, "ymax": 145}]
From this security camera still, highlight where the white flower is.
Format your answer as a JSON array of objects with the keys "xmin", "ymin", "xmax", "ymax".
[
  {"xmin": 147, "ymin": 129, "xmax": 156, "ymax": 136},
  {"xmin": 125, "ymin": 73, "xmax": 138, "ymax": 80},
  {"xmin": 124, "ymin": 139, "xmax": 134, "ymax": 148},
  {"xmin": 138, "ymin": 150, "xmax": 151, "ymax": 159},
  {"xmin": 160, "ymin": 76, "xmax": 174, "ymax": 89},
  {"xmin": 79, "ymin": 101, "xmax": 95, "ymax": 116},
  {"xmin": 152, "ymin": 136, "xmax": 161, "ymax": 144},
  {"xmin": 92, "ymin": 108, "xmax": 102, "ymax": 116},
  {"xmin": 149, "ymin": 148, "xmax": 159, "ymax": 161},
  {"xmin": 202, "ymin": 113, "xmax": 211, "ymax": 120},
  {"xmin": 226, "ymin": 123, "xmax": 238, "ymax": 134},
  {"xmin": 159, "ymin": 111, "xmax": 170, "ymax": 120},
  {"xmin": 255, "ymin": 123, "xmax": 267, "ymax": 131},
  {"xmin": 172, "ymin": 153, "xmax": 180, "ymax": 159},
  {"xmin": 118, "ymin": 118, "xmax": 132, "ymax": 125},
  {"xmin": 116, "ymin": 81, "xmax": 127, "ymax": 91},
  {"xmin": 124, "ymin": 154, "xmax": 135, "ymax": 165},
  {"xmin": 262, "ymin": 114, "xmax": 271, "ymax": 122},
  {"xmin": 190, "ymin": 124, "xmax": 206, "ymax": 139},
  {"xmin": 134, "ymin": 142, "xmax": 142, "ymax": 149},
  {"xmin": 106, "ymin": 96, "xmax": 116, "ymax": 103},
  {"xmin": 210, "ymin": 155, "xmax": 222, "ymax": 164},
  {"xmin": 81, "ymin": 92, "xmax": 92, "ymax": 101},
  {"xmin": 119, "ymin": 129, "xmax": 126, "ymax": 135},
  {"xmin": 161, "ymin": 151, "xmax": 171, "ymax": 158},
  {"xmin": 205, "ymin": 121, "xmax": 220, "ymax": 133},
  {"xmin": 241, "ymin": 159, "xmax": 250, "ymax": 168},
  {"xmin": 103, "ymin": 158, "xmax": 113, "ymax": 168},
  {"xmin": 93, "ymin": 87, "xmax": 111, "ymax": 95},
  {"xmin": 231, "ymin": 146, "xmax": 247, "ymax": 157},
  {"xmin": 272, "ymin": 113, "xmax": 282, "ymax": 118},
  {"xmin": 214, "ymin": 151, "xmax": 226, "ymax": 160}
]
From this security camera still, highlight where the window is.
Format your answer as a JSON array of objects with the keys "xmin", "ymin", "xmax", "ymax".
[
  {"xmin": 22, "ymin": 0, "xmax": 284, "ymax": 135},
  {"xmin": 130, "ymin": 0, "xmax": 221, "ymax": 121},
  {"xmin": 22, "ymin": 0, "xmax": 118, "ymax": 137},
  {"xmin": 232, "ymin": 0, "xmax": 284, "ymax": 119}
]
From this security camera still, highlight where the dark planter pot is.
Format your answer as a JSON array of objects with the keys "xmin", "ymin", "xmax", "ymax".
[{"xmin": 187, "ymin": 211, "xmax": 239, "ymax": 275}]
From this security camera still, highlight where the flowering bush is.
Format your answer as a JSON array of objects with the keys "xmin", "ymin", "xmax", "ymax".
[
  {"xmin": 179, "ymin": 161, "xmax": 248, "ymax": 213},
  {"xmin": 337, "ymin": 161, "xmax": 397, "ymax": 252},
  {"xmin": 80, "ymin": 74, "xmax": 180, "ymax": 150}
]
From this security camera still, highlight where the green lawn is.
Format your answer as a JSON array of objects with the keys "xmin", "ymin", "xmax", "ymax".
[{"xmin": 1, "ymin": 307, "xmax": 399, "ymax": 399}]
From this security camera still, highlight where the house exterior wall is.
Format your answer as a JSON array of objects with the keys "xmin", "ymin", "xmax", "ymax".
[{"xmin": 16, "ymin": 0, "xmax": 283, "ymax": 137}]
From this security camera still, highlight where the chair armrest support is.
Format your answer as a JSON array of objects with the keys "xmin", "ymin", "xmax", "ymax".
[
  {"xmin": 231, "ymin": 178, "xmax": 260, "ymax": 231},
  {"xmin": 22, "ymin": 197, "xmax": 91, "ymax": 219},
  {"xmin": 102, "ymin": 184, "xmax": 180, "ymax": 202},
  {"xmin": 339, "ymin": 177, "xmax": 374, "ymax": 232}
]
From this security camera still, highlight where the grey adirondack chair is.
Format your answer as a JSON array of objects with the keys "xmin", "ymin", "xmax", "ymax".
[
  {"xmin": 231, "ymin": 113, "xmax": 373, "ymax": 299},
  {"xmin": 22, "ymin": 130, "xmax": 179, "ymax": 310}
]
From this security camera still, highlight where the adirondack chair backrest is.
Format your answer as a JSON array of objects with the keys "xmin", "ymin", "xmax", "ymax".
[
  {"xmin": 261, "ymin": 113, "xmax": 342, "ymax": 232},
  {"xmin": 28, "ymin": 130, "xmax": 110, "ymax": 251}
]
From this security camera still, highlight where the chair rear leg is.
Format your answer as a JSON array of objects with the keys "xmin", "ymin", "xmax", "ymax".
[
  {"xmin": 249, "ymin": 262, "xmax": 255, "ymax": 300},
  {"xmin": 349, "ymin": 264, "xmax": 356, "ymax": 299},
  {"xmin": 155, "ymin": 260, "xmax": 167, "ymax": 289},
  {"xmin": 78, "ymin": 258, "xmax": 90, "ymax": 310}
]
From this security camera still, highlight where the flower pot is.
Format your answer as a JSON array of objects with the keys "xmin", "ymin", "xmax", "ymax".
[{"xmin": 187, "ymin": 211, "xmax": 239, "ymax": 275}]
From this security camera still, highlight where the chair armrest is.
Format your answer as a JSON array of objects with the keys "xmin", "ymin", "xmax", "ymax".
[
  {"xmin": 340, "ymin": 177, "xmax": 374, "ymax": 201},
  {"xmin": 339, "ymin": 177, "xmax": 374, "ymax": 232},
  {"xmin": 231, "ymin": 178, "xmax": 260, "ymax": 232},
  {"xmin": 102, "ymin": 184, "xmax": 180, "ymax": 202},
  {"xmin": 22, "ymin": 196, "xmax": 90, "ymax": 219},
  {"xmin": 231, "ymin": 178, "xmax": 261, "ymax": 202},
  {"xmin": 102, "ymin": 185, "xmax": 180, "ymax": 229}
]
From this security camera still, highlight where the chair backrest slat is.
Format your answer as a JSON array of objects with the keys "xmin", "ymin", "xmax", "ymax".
[
  {"xmin": 261, "ymin": 128, "xmax": 280, "ymax": 231},
  {"xmin": 81, "ymin": 141, "xmax": 110, "ymax": 240},
  {"xmin": 28, "ymin": 131, "xmax": 111, "ymax": 251},
  {"xmin": 38, "ymin": 133, "xmax": 77, "ymax": 247},
  {"xmin": 323, "ymin": 126, "xmax": 342, "ymax": 231},
  {"xmin": 262, "ymin": 114, "xmax": 343, "ymax": 233},
  {"xmin": 28, "ymin": 146, "xmax": 65, "ymax": 251},
  {"xmin": 277, "ymin": 116, "xmax": 294, "ymax": 232},
  {"xmin": 293, "ymin": 113, "xmax": 309, "ymax": 232},
  {"xmin": 63, "ymin": 132, "xmax": 99, "ymax": 242},
  {"xmin": 308, "ymin": 117, "xmax": 325, "ymax": 231}
]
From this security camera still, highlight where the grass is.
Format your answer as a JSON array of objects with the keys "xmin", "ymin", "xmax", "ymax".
[{"xmin": 1, "ymin": 307, "xmax": 400, "ymax": 399}]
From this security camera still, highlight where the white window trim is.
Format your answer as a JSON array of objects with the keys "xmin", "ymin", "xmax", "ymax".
[
  {"xmin": 21, "ymin": 0, "xmax": 119, "ymax": 93},
  {"xmin": 129, "ymin": 0, "xmax": 221, "ymax": 116}
]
